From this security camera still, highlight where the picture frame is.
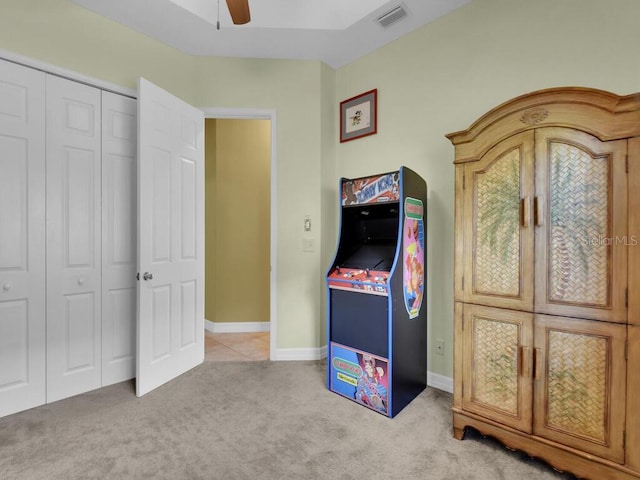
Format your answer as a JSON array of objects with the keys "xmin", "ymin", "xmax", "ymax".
[{"xmin": 340, "ymin": 89, "xmax": 377, "ymax": 142}]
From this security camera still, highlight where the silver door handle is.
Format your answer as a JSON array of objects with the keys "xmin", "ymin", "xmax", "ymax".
[{"xmin": 143, "ymin": 272, "xmax": 153, "ymax": 281}]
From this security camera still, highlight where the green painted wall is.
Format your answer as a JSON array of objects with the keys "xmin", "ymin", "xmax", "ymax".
[
  {"xmin": 0, "ymin": 0, "xmax": 328, "ymax": 352},
  {"xmin": 335, "ymin": 0, "xmax": 640, "ymax": 377},
  {"xmin": 0, "ymin": 0, "xmax": 196, "ymax": 101},
  {"xmin": 2, "ymin": 0, "xmax": 640, "ymax": 374},
  {"xmin": 194, "ymin": 58, "xmax": 326, "ymax": 349}
]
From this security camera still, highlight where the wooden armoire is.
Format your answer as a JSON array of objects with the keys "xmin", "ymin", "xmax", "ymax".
[{"xmin": 447, "ymin": 87, "xmax": 640, "ymax": 480}]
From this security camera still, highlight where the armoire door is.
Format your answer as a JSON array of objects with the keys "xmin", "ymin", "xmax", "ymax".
[
  {"xmin": 534, "ymin": 128, "xmax": 627, "ymax": 323},
  {"xmin": 533, "ymin": 314, "xmax": 627, "ymax": 463},
  {"xmin": 46, "ymin": 75, "xmax": 102, "ymax": 403},
  {"xmin": 462, "ymin": 130, "xmax": 535, "ymax": 311},
  {"xmin": 461, "ymin": 303, "xmax": 533, "ymax": 433},
  {"xmin": 101, "ymin": 91, "xmax": 137, "ymax": 386},
  {"xmin": 0, "ymin": 60, "xmax": 46, "ymax": 417},
  {"xmin": 136, "ymin": 78, "xmax": 204, "ymax": 397}
]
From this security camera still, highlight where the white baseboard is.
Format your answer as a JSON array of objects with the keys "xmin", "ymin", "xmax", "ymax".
[
  {"xmin": 204, "ymin": 319, "xmax": 270, "ymax": 333},
  {"xmin": 272, "ymin": 345, "xmax": 327, "ymax": 361},
  {"xmin": 427, "ymin": 371, "xmax": 453, "ymax": 393},
  {"xmin": 271, "ymin": 343, "xmax": 453, "ymax": 393},
  {"xmin": 205, "ymin": 328, "xmax": 454, "ymax": 393}
]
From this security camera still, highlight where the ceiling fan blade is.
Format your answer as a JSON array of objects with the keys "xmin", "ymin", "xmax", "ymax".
[{"xmin": 226, "ymin": 0, "xmax": 251, "ymax": 25}]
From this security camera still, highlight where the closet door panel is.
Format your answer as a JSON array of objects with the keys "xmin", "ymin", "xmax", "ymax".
[
  {"xmin": 46, "ymin": 75, "xmax": 102, "ymax": 403},
  {"xmin": 102, "ymin": 91, "xmax": 137, "ymax": 386},
  {"xmin": 0, "ymin": 60, "xmax": 46, "ymax": 417}
]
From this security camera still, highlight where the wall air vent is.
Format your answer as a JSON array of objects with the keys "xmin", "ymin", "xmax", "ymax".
[{"xmin": 376, "ymin": 5, "xmax": 407, "ymax": 28}]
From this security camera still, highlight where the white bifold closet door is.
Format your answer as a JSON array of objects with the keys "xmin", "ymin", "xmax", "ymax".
[
  {"xmin": 46, "ymin": 77, "xmax": 138, "ymax": 402},
  {"xmin": 0, "ymin": 61, "xmax": 46, "ymax": 418},
  {"xmin": 102, "ymin": 92, "xmax": 137, "ymax": 387},
  {"xmin": 46, "ymin": 75, "xmax": 103, "ymax": 403}
]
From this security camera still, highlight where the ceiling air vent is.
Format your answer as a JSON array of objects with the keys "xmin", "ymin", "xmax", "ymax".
[{"xmin": 376, "ymin": 5, "xmax": 407, "ymax": 28}]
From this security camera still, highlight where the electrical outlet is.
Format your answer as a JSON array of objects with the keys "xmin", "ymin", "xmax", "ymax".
[{"xmin": 435, "ymin": 339, "xmax": 445, "ymax": 356}]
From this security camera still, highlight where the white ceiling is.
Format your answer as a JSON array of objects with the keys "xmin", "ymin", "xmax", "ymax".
[{"xmin": 72, "ymin": 0, "xmax": 471, "ymax": 68}]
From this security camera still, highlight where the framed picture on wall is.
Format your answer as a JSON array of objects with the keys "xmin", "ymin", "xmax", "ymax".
[{"xmin": 340, "ymin": 89, "xmax": 377, "ymax": 142}]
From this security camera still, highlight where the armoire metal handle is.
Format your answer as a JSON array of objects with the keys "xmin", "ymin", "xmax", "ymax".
[
  {"xmin": 521, "ymin": 197, "xmax": 530, "ymax": 227},
  {"xmin": 534, "ymin": 196, "xmax": 544, "ymax": 226}
]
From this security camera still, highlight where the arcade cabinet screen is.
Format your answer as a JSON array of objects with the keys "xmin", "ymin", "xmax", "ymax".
[{"xmin": 336, "ymin": 203, "xmax": 399, "ymax": 271}]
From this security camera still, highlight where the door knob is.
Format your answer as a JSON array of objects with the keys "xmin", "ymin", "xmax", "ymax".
[
  {"xmin": 2, "ymin": 283, "xmax": 10, "ymax": 291},
  {"xmin": 143, "ymin": 272, "xmax": 153, "ymax": 281},
  {"xmin": 78, "ymin": 278, "xmax": 85, "ymax": 286}
]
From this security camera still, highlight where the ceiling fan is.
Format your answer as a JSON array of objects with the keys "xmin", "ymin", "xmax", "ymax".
[{"xmin": 225, "ymin": 0, "xmax": 251, "ymax": 25}]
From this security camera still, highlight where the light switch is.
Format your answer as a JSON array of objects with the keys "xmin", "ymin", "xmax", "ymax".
[{"xmin": 304, "ymin": 215, "xmax": 312, "ymax": 232}]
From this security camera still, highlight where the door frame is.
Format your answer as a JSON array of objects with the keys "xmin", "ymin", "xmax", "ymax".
[
  {"xmin": 200, "ymin": 107, "xmax": 277, "ymax": 360},
  {"xmin": 0, "ymin": 50, "xmax": 137, "ymax": 99}
]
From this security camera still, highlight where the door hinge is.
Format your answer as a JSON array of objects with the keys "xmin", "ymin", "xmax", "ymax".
[
  {"xmin": 462, "ymin": 170, "xmax": 466, "ymax": 190},
  {"xmin": 626, "ymin": 154, "xmax": 629, "ymax": 174},
  {"xmin": 461, "ymin": 275, "xmax": 465, "ymax": 291}
]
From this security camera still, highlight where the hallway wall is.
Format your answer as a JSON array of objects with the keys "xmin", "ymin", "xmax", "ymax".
[{"xmin": 204, "ymin": 119, "xmax": 270, "ymax": 326}]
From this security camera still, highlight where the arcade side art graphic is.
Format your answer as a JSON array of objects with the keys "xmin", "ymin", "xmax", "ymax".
[{"xmin": 403, "ymin": 197, "xmax": 425, "ymax": 319}]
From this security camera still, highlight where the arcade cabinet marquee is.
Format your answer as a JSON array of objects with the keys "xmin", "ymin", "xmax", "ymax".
[{"xmin": 326, "ymin": 167, "xmax": 427, "ymax": 417}]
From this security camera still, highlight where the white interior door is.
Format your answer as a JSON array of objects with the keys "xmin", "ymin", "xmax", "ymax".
[
  {"xmin": 46, "ymin": 75, "xmax": 102, "ymax": 403},
  {"xmin": 136, "ymin": 78, "xmax": 204, "ymax": 397},
  {"xmin": 0, "ymin": 59, "xmax": 46, "ymax": 417},
  {"xmin": 102, "ymin": 91, "xmax": 137, "ymax": 386}
]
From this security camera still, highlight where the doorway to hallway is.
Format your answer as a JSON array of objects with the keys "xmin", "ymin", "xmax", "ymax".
[{"xmin": 203, "ymin": 114, "xmax": 275, "ymax": 360}]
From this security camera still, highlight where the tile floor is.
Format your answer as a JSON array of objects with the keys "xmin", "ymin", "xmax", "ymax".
[{"xmin": 205, "ymin": 330, "xmax": 270, "ymax": 361}]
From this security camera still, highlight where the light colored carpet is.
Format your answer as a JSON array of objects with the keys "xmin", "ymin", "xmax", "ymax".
[{"xmin": 0, "ymin": 361, "xmax": 576, "ymax": 480}]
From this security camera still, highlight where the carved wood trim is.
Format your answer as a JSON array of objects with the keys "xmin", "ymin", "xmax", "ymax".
[
  {"xmin": 453, "ymin": 410, "xmax": 640, "ymax": 480},
  {"xmin": 447, "ymin": 87, "xmax": 640, "ymax": 163},
  {"xmin": 520, "ymin": 107, "xmax": 549, "ymax": 126}
]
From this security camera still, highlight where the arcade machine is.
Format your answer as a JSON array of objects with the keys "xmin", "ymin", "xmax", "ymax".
[{"xmin": 327, "ymin": 167, "xmax": 427, "ymax": 417}]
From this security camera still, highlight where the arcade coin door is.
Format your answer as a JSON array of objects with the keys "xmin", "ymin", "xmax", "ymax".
[{"xmin": 327, "ymin": 167, "xmax": 427, "ymax": 417}]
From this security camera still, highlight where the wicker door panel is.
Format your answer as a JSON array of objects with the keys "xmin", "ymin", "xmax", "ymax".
[
  {"xmin": 534, "ymin": 128, "xmax": 627, "ymax": 322},
  {"xmin": 462, "ymin": 304, "xmax": 533, "ymax": 433},
  {"xmin": 463, "ymin": 131, "xmax": 534, "ymax": 311},
  {"xmin": 533, "ymin": 315, "xmax": 626, "ymax": 463}
]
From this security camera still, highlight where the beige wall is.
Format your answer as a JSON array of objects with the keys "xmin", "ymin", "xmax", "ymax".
[
  {"xmin": 204, "ymin": 119, "xmax": 271, "ymax": 324},
  {"xmin": 335, "ymin": 0, "xmax": 640, "ymax": 377},
  {"xmin": 2, "ymin": 0, "xmax": 640, "ymax": 374}
]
